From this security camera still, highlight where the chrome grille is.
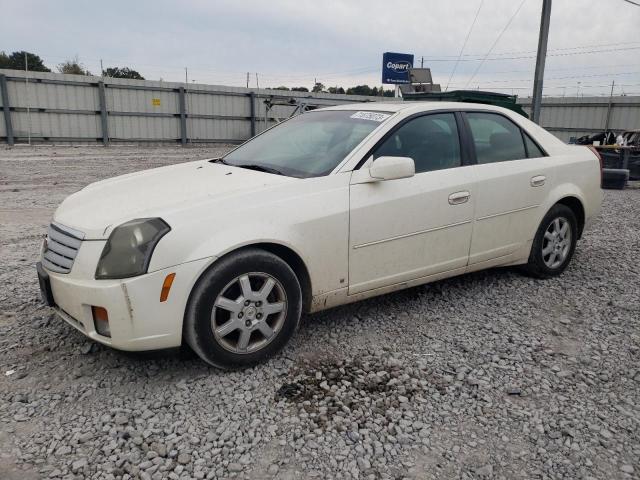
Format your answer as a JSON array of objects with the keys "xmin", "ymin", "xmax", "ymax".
[{"xmin": 42, "ymin": 223, "xmax": 85, "ymax": 274}]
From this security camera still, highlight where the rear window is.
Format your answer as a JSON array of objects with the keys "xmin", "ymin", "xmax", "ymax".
[
  {"xmin": 524, "ymin": 133, "xmax": 545, "ymax": 158},
  {"xmin": 466, "ymin": 112, "xmax": 527, "ymax": 164}
]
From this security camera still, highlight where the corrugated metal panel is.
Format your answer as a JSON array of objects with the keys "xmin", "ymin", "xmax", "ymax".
[
  {"xmin": 107, "ymin": 87, "xmax": 178, "ymax": 114},
  {"xmin": 3, "ymin": 69, "xmax": 639, "ymax": 145},
  {"xmin": 610, "ymin": 106, "xmax": 640, "ymax": 130},
  {"xmin": 12, "ymin": 111, "xmax": 100, "ymax": 138},
  {"xmin": 517, "ymin": 96, "xmax": 640, "ymax": 141},
  {"xmin": 109, "ymin": 116, "xmax": 180, "ymax": 140},
  {"xmin": 7, "ymin": 79, "xmax": 97, "ymax": 110},
  {"xmin": 187, "ymin": 92, "xmax": 249, "ymax": 117},
  {"xmin": 0, "ymin": 75, "xmax": 6, "ymax": 137},
  {"xmin": 188, "ymin": 118, "xmax": 250, "ymax": 141}
]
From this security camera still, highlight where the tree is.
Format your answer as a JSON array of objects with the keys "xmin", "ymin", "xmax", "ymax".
[
  {"xmin": 102, "ymin": 67, "xmax": 144, "ymax": 80},
  {"xmin": 328, "ymin": 86, "xmax": 345, "ymax": 95},
  {"xmin": 58, "ymin": 56, "xmax": 92, "ymax": 76},
  {"xmin": 270, "ymin": 86, "xmax": 290, "ymax": 91},
  {"xmin": 311, "ymin": 82, "xmax": 325, "ymax": 93},
  {"xmin": 0, "ymin": 51, "xmax": 50, "ymax": 72},
  {"xmin": 346, "ymin": 85, "xmax": 375, "ymax": 96},
  {"xmin": 291, "ymin": 86, "xmax": 309, "ymax": 92},
  {"xmin": 0, "ymin": 51, "xmax": 9, "ymax": 69}
]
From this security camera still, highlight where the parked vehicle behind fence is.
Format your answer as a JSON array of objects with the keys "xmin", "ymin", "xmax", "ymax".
[{"xmin": 37, "ymin": 102, "xmax": 602, "ymax": 368}]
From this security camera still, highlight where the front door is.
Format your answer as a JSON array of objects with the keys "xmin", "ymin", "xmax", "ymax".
[{"xmin": 348, "ymin": 112, "xmax": 476, "ymax": 295}]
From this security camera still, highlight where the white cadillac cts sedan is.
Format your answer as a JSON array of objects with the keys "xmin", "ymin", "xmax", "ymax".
[{"xmin": 37, "ymin": 102, "xmax": 602, "ymax": 367}]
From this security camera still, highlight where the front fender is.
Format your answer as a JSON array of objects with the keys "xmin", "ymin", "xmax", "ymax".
[{"xmin": 146, "ymin": 175, "xmax": 351, "ymax": 297}]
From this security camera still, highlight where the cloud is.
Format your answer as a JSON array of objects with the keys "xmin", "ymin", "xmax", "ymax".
[{"xmin": 2, "ymin": 0, "xmax": 639, "ymax": 95}]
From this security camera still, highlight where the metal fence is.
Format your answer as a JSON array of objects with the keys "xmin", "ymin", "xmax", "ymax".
[
  {"xmin": 0, "ymin": 69, "xmax": 391, "ymax": 145},
  {"xmin": 517, "ymin": 96, "xmax": 640, "ymax": 143},
  {"xmin": 2, "ymin": 69, "xmax": 639, "ymax": 145}
]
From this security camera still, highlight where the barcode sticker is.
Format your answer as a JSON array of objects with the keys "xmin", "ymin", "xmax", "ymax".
[{"xmin": 350, "ymin": 111, "xmax": 391, "ymax": 122}]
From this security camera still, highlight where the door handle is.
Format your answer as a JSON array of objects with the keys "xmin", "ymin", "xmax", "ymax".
[
  {"xmin": 531, "ymin": 175, "xmax": 546, "ymax": 187},
  {"xmin": 448, "ymin": 191, "xmax": 470, "ymax": 205}
]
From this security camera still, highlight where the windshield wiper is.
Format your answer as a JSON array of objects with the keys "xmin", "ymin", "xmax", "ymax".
[
  {"xmin": 210, "ymin": 157, "xmax": 230, "ymax": 165},
  {"xmin": 233, "ymin": 164, "xmax": 285, "ymax": 176}
]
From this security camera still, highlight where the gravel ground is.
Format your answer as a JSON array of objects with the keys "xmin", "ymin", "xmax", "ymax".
[{"xmin": 1, "ymin": 145, "xmax": 639, "ymax": 480}]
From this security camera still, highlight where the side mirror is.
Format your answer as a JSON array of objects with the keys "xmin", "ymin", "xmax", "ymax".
[{"xmin": 369, "ymin": 156, "xmax": 415, "ymax": 181}]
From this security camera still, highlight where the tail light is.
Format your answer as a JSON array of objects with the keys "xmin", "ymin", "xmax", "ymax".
[{"xmin": 587, "ymin": 146, "xmax": 603, "ymax": 188}]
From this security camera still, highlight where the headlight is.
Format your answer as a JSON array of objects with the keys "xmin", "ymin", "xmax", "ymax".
[{"xmin": 95, "ymin": 218, "xmax": 170, "ymax": 279}]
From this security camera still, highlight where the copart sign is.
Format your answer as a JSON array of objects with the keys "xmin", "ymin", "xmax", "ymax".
[{"xmin": 382, "ymin": 52, "xmax": 414, "ymax": 84}]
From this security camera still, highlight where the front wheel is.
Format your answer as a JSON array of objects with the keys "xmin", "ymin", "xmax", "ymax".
[
  {"xmin": 524, "ymin": 204, "xmax": 578, "ymax": 278},
  {"xmin": 184, "ymin": 249, "xmax": 302, "ymax": 368}
]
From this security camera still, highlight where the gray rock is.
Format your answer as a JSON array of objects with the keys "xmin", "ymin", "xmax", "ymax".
[
  {"xmin": 71, "ymin": 459, "xmax": 87, "ymax": 472},
  {"xmin": 620, "ymin": 465, "xmax": 634, "ymax": 474},
  {"xmin": 114, "ymin": 414, "xmax": 128, "ymax": 425},
  {"xmin": 476, "ymin": 464, "xmax": 493, "ymax": 476},
  {"xmin": 2, "ymin": 146, "xmax": 639, "ymax": 480}
]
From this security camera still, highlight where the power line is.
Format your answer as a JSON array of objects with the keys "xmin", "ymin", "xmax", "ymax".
[
  {"xmin": 424, "ymin": 41, "xmax": 640, "ymax": 60},
  {"xmin": 447, "ymin": 70, "xmax": 640, "ymax": 87},
  {"xmin": 32, "ymin": 42, "xmax": 640, "ymax": 84},
  {"xmin": 464, "ymin": 0, "xmax": 528, "ymax": 87},
  {"xmin": 474, "ymin": 62, "xmax": 640, "ymax": 75},
  {"xmin": 621, "ymin": 0, "xmax": 640, "ymax": 6},
  {"xmin": 445, "ymin": 0, "xmax": 484, "ymax": 91},
  {"xmin": 471, "ymin": 40, "xmax": 640, "ymax": 57},
  {"xmin": 422, "ymin": 45, "xmax": 640, "ymax": 63}
]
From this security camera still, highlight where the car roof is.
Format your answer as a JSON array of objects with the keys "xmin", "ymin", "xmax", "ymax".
[{"xmin": 320, "ymin": 101, "xmax": 512, "ymax": 115}]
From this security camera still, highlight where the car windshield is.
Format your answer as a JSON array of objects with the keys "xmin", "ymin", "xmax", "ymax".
[{"xmin": 222, "ymin": 110, "xmax": 392, "ymax": 178}]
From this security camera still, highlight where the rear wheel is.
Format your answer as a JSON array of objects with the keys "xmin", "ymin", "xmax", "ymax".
[
  {"xmin": 184, "ymin": 249, "xmax": 302, "ymax": 368},
  {"xmin": 524, "ymin": 204, "xmax": 578, "ymax": 278}
]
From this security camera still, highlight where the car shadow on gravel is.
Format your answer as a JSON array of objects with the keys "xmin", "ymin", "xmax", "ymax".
[
  {"xmin": 17, "ymin": 263, "xmax": 555, "ymax": 391},
  {"xmin": 73, "ymin": 266, "xmax": 520, "ymax": 371}
]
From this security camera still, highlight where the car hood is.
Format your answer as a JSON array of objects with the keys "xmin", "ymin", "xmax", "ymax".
[{"xmin": 53, "ymin": 160, "xmax": 296, "ymax": 239}]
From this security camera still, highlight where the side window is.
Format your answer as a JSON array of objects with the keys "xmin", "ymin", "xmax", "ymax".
[
  {"xmin": 372, "ymin": 113, "xmax": 461, "ymax": 174},
  {"xmin": 466, "ymin": 112, "xmax": 527, "ymax": 164},
  {"xmin": 523, "ymin": 132, "xmax": 545, "ymax": 158}
]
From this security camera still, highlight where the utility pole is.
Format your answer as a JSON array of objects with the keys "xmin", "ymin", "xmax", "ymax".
[
  {"xmin": 246, "ymin": 72, "xmax": 249, "ymax": 89},
  {"xmin": 531, "ymin": 0, "xmax": 551, "ymax": 124},
  {"xmin": 25, "ymin": 52, "xmax": 32, "ymax": 145},
  {"xmin": 185, "ymin": 67, "xmax": 188, "ymax": 84},
  {"xmin": 100, "ymin": 59, "xmax": 104, "ymax": 76},
  {"xmin": 604, "ymin": 80, "xmax": 615, "ymax": 131},
  {"xmin": 421, "ymin": 56, "xmax": 424, "ymax": 68}
]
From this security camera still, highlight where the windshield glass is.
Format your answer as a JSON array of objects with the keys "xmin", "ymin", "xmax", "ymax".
[{"xmin": 222, "ymin": 110, "xmax": 392, "ymax": 178}]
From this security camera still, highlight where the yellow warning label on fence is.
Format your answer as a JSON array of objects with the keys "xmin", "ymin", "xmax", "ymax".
[{"xmin": 152, "ymin": 98, "xmax": 161, "ymax": 106}]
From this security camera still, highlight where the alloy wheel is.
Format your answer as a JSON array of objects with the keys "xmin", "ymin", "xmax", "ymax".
[
  {"xmin": 211, "ymin": 272, "xmax": 287, "ymax": 354},
  {"xmin": 542, "ymin": 217, "xmax": 572, "ymax": 269}
]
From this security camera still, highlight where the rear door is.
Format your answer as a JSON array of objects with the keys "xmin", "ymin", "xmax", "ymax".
[{"xmin": 464, "ymin": 111, "xmax": 554, "ymax": 265}]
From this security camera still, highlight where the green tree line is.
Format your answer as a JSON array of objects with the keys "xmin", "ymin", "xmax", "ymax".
[
  {"xmin": 2, "ymin": 50, "xmax": 394, "ymax": 96},
  {"xmin": 270, "ymin": 82, "xmax": 395, "ymax": 97},
  {"xmin": 0, "ymin": 50, "xmax": 144, "ymax": 79}
]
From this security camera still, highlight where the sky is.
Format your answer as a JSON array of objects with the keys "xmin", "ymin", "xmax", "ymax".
[{"xmin": 2, "ymin": 0, "xmax": 640, "ymax": 97}]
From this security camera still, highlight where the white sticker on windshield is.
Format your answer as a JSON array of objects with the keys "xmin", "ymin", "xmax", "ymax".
[{"xmin": 350, "ymin": 111, "xmax": 391, "ymax": 122}]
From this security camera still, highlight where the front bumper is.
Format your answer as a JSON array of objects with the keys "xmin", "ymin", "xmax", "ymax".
[{"xmin": 39, "ymin": 257, "xmax": 213, "ymax": 351}]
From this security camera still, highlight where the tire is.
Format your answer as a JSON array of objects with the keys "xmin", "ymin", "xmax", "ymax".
[
  {"xmin": 184, "ymin": 248, "xmax": 302, "ymax": 369},
  {"xmin": 602, "ymin": 168, "xmax": 629, "ymax": 190},
  {"xmin": 524, "ymin": 204, "xmax": 578, "ymax": 279}
]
